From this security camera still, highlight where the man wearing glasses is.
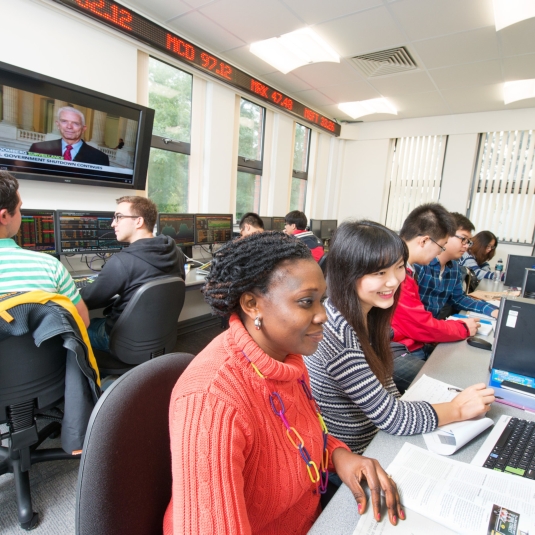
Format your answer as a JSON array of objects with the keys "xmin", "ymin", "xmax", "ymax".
[
  {"xmin": 81, "ymin": 196, "xmax": 185, "ymax": 352},
  {"xmin": 414, "ymin": 213, "xmax": 499, "ymax": 321}
]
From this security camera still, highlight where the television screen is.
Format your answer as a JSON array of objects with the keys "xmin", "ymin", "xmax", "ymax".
[
  {"xmin": 56, "ymin": 210, "xmax": 125, "ymax": 254},
  {"xmin": 14, "ymin": 209, "xmax": 57, "ymax": 254},
  {"xmin": 194, "ymin": 214, "xmax": 233, "ymax": 245},
  {"xmin": 157, "ymin": 213, "xmax": 195, "ymax": 246},
  {"xmin": 0, "ymin": 61, "xmax": 154, "ymax": 189}
]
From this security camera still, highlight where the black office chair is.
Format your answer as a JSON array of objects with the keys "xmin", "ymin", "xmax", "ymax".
[
  {"xmin": 459, "ymin": 265, "xmax": 478, "ymax": 294},
  {"xmin": 0, "ymin": 333, "xmax": 78, "ymax": 530},
  {"xmin": 94, "ymin": 277, "xmax": 186, "ymax": 375},
  {"xmin": 318, "ymin": 252, "xmax": 328, "ymax": 275},
  {"xmin": 75, "ymin": 351, "xmax": 195, "ymax": 535}
]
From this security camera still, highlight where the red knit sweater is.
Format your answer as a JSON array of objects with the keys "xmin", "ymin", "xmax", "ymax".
[{"xmin": 163, "ymin": 315, "xmax": 349, "ymax": 535}]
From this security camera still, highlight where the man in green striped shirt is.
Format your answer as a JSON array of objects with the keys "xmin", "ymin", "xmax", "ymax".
[{"xmin": 0, "ymin": 171, "xmax": 89, "ymax": 326}]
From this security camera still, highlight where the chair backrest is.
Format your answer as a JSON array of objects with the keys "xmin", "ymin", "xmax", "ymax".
[
  {"xmin": 75, "ymin": 351, "xmax": 195, "ymax": 535},
  {"xmin": 109, "ymin": 277, "xmax": 186, "ymax": 365},
  {"xmin": 0, "ymin": 332, "xmax": 66, "ymax": 422}
]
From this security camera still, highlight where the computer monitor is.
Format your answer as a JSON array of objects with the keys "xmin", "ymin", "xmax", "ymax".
[
  {"xmin": 272, "ymin": 217, "xmax": 286, "ymax": 231},
  {"xmin": 56, "ymin": 210, "xmax": 123, "ymax": 254},
  {"xmin": 310, "ymin": 219, "xmax": 338, "ymax": 240},
  {"xmin": 14, "ymin": 209, "xmax": 57, "ymax": 254},
  {"xmin": 194, "ymin": 214, "xmax": 233, "ymax": 245},
  {"xmin": 522, "ymin": 268, "xmax": 535, "ymax": 299},
  {"xmin": 504, "ymin": 254, "xmax": 535, "ymax": 287},
  {"xmin": 261, "ymin": 216, "xmax": 273, "ymax": 230},
  {"xmin": 157, "ymin": 214, "xmax": 195, "ymax": 246}
]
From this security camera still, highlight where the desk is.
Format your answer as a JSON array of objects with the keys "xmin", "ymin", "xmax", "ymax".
[{"xmin": 308, "ymin": 337, "xmax": 535, "ymax": 534}]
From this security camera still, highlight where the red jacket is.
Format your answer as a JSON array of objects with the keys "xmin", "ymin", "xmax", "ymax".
[
  {"xmin": 294, "ymin": 229, "xmax": 324, "ymax": 262},
  {"xmin": 392, "ymin": 268, "xmax": 469, "ymax": 352}
]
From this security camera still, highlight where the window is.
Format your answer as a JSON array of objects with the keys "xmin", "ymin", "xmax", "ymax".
[
  {"xmin": 290, "ymin": 123, "xmax": 311, "ymax": 212},
  {"xmin": 147, "ymin": 57, "xmax": 192, "ymax": 213},
  {"xmin": 469, "ymin": 130, "xmax": 535, "ymax": 244},
  {"xmin": 236, "ymin": 98, "xmax": 265, "ymax": 220},
  {"xmin": 385, "ymin": 135, "xmax": 447, "ymax": 231}
]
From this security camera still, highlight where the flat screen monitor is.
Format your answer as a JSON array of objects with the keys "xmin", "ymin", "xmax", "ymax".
[
  {"xmin": 504, "ymin": 254, "xmax": 535, "ymax": 287},
  {"xmin": 310, "ymin": 219, "xmax": 337, "ymax": 240},
  {"xmin": 194, "ymin": 214, "xmax": 233, "ymax": 245},
  {"xmin": 14, "ymin": 209, "xmax": 57, "ymax": 254},
  {"xmin": 261, "ymin": 216, "xmax": 273, "ymax": 230},
  {"xmin": 272, "ymin": 217, "xmax": 286, "ymax": 231},
  {"xmin": 0, "ymin": 61, "xmax": 154, "ymax": 189},
  {"xmin": 57, "ymin": 210, "xmax": 123, "ymax": 254},
  {"xmin": 157, "ymin": 213, "xmax": 195, "ymax": 246}
]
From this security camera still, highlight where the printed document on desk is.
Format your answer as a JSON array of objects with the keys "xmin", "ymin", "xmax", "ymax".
[
  {"xmin": 386, "ymin": 443, "xmax": 535, "ymax": 534},
  {"xmin": 402, "ymin": 375, "xmax": 493, "ymax": 455}
]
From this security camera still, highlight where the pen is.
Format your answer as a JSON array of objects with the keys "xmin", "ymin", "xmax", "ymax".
[{"xmin": 448, "ymin": 387, "xmax": 463, "ymax": 392}]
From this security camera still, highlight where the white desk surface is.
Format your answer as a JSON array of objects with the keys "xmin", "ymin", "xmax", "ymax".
[{"xmin": 308, "ymin": 321, "xmax": 535, "ymax": 534}]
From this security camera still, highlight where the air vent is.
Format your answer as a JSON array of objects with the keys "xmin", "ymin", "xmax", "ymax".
[{"xmin": 351, "ymin": 47, "xmax": 418, "ymax": 77}]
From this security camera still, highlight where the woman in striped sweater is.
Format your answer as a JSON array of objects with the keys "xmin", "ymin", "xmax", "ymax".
[
  {"xmin": 305, "ymin": 221, "xmax": 494, "ymax": 457},
  {"xmin": 459, "ymin": 230, "xmax": 499, "ymax": 281}
]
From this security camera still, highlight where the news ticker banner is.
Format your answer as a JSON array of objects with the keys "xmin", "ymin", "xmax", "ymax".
[{"xmin": 52, "ymin": 0, "xmax": 341, "ymax": 136}]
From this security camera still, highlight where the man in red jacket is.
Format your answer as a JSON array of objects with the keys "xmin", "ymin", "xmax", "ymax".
[{"xmin": 391, "ymin": 203, "xmax": 480, "ymax": 391}]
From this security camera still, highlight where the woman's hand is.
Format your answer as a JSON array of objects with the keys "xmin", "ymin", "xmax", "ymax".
[
  {"xmin": 433, "ymin": 383, "xmax": 495, "ymax": 426},
  {"xmin": 331, "ymin": 448, "xmax": 403, "ymax": 525}
]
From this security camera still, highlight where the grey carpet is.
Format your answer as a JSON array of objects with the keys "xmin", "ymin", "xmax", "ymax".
[{"xmin": 0, "ymin": 323, "xmax": 224, "ymax": 534}]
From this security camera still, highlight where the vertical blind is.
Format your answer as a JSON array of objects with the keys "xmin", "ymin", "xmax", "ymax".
[
  {"xmin": 385, "ymin": 135, "xmax": 447, "ymax": 231},
  {"xmin": 469, "ymin": 130, "xmax": 535, "ymax": 244}
]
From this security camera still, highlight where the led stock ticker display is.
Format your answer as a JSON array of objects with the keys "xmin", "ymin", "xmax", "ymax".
[{"xmin": 53, "ymin": 0, "xmax": 340, "ymax": 136}]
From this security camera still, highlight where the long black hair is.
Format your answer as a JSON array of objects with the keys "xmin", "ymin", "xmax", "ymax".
[
  {"xmin": 203, "ymin": 231, "xmax": 312, "ymax": 318},
  {"xmin": 327, "ymin": 220, "xmax": 408, "ymax": 384}
]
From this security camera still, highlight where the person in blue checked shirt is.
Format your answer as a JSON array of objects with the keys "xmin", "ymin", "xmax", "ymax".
[{"xmin": 414, "ymin": 212, "xmax": 499, "ymax": 321}]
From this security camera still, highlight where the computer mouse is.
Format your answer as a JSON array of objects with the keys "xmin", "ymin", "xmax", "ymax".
[{"xmin": 467, "ymin": 336, "xmax": 492, "ymax": 351}]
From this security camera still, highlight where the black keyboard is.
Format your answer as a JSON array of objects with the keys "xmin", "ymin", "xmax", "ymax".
[
  {"xmin": 73, "ymin": 275, "xmax": 97, "ymax": 289},
  {"xmin": 483, "ymin": 417, "xmax": 535, "ymax": 478}
]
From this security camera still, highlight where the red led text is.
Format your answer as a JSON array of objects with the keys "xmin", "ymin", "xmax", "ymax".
[
  {"xmin": 166, "ymin": 34, "xmax": 195, "ymax": 61},
  {"xmin": 320, "ymin": 117, "xmax": 336, "ymax": 132},
  {"xmin": 75, "ymin": 0, "xmax": 132, "ymax": 30},
  {"xmin": 201, "ymin": 53, "xmax": 232, "ymax": 80},
  {"xmin": 251, "ymin": 79, "xmax": 269, "ymax": 98},
  {"xmin": 304, "ymin": 109, "xmax": 320, "ymax": 123}
]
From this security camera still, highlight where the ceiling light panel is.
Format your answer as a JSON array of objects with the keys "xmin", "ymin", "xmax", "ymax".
[
  {"xmin": 493, "ymin": 0, "xmax": 535, "ymax": 31},
  {"xmin": 250, "ymin": 28, "xmax": 340, "ymax": 74},
  {"xmin": 338, "ymin": 98, "xmax": 397, "ymax": 119},
  {"xmin": 504, "ymin": 79, "xmax": 535, "ymax": 104}
]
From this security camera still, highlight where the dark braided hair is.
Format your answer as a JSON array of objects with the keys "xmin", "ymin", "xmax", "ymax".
[{"xmin": 203, "ymin": 231, "xmax": 313, "ymax": 318}]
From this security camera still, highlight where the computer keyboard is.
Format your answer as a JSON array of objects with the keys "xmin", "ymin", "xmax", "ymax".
[
  {"xmin": 73, "ymin": 275, "xmax": 98, "ymax": 290},
  {"xmin": 481, "ymin": 416, "xmax": 535, "ymax": 478}
]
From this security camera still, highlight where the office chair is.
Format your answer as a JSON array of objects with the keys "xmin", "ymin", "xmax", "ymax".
[
  {"xmin": 0, "ymin": 332, "xmax": 78, "ymax": 530},
  {"xmin": 459, "ymin": 265, "xmax": 477, "ymax": 294},
  {"xmin": 75, "ymin": 351, "xmax": 195, "ymax": 535},
  {"xmin": 318, "ymin": 252, "xmax": 328, "ymax": 275},
  {"xmin": 93, "ymin": 276, "xmax": 186, "ymax": 375}
]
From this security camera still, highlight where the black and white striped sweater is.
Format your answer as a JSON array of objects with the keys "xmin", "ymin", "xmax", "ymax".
[{"xmin": 304, "ymin": 299, "xmax": 438, "ymax": 454}]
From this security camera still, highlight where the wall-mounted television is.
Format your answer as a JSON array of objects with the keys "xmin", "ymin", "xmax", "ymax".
[{"xmin": 0, "ymin": 61, "xmax": 154, "ymax": 189}]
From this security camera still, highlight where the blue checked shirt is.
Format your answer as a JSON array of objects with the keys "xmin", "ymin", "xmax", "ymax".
[{"xmin": 414, "ymin": 258, "xmax": 498, "ymax": 318}]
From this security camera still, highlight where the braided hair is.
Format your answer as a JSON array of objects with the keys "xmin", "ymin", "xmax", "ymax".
[{"xmin": 203, "ymin": 231, "xmax": 312, "ymax": 318}]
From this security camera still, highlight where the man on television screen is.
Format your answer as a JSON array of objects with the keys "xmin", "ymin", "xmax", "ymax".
[{"xmin": 29, "ymin": 107, "xmax": 110, "ymax": 166}]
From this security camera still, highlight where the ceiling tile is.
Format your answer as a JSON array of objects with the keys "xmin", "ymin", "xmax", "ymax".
[
  {"xmin": 440, "ymin": 84, "xmax": 505, "ymax": 114},
  {"xmin": 220, "ymin": 46, "xmax": 278, "ymax": 76},
  {"xmin": 261, "ymin": 72, "xmax": 313, "ymax": 94},
  {"xmin": 281, "ymin": 0, "xmax": 382, "ymax": 25},
  {"xmin": 124, "ymin": 0, "xmax": 191, "ymax": 22},
  {"xmin": 429, "ymin": 60, "xmax": 503, "ymax": 91},
  {"xmin": 503, "ymin": 98, "xmax": 535, "ymax": 110},
  {"xmin": 314, "ymin": 6, "xmax": 406, "ymax": 58},
  {"xmin": 291, "ymin": 61, "xmax": 364, "ymax": 88},
  {"xmin": 503, "ymin": 54, "xmax": 535, "ymax": 81},
  {"xmin": 292, "ymin": 89, "xmax": 336, "ymax": 107},
  {"xmin": 199, "ymin": 0, "xmax": 302, "ymax": 43},
  {"xmin": 167, "ymin": 12, "xmax": 245, "ymax": 52},
  {"xmin": 183, "ymin": 0, "xmax": 219, "ymax": 8},
  {"xmin": 387, "ymin": 91, "xmax": 450, "ymax": 118},
  {"xmin": 389, "ymin": 0, "xmax": 495, "ymax": 42},
  {"xmin": 318, "ymin": 81, "xmax": 379, "ymax": 102},
  {"xmin": 412, "ymin": 27, "xmax": 499, "ymax": 69},
  {"xmin": 318, "ymin": 104, "xmax": 348, "ymax": 121},
  {"xmin": 499, "ymin": 18, "xmax": 535, "ymax": 56},
  {"xmin": 368, "ymin": 70, "xmax": 436, "ymax": 97}
]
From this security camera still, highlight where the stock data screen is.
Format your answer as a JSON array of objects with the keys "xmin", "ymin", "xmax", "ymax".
[
  {"xmin": 15, "ymin": 209, "xmax": 57, "ymax": 253},
  {"xmin": 195, "ymin": 214, "xmax": 233, "ymax": 245},
  {"xmin": 158, "ymin": 214, "xmax": 195, "ymax": 246},
  {"xmin": 57, "ymin": 211, "xmax": 123, "ymax": 254}
]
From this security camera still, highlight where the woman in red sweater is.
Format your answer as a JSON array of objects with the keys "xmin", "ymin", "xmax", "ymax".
[{"xmin": 163, "ymin": 232, "xmax": 402, "ymax": 535}]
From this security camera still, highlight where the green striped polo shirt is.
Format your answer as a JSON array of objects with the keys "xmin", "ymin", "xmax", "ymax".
[{"xmin": 0, "ymin": 239, "xmax": 80, "ymax": 304}]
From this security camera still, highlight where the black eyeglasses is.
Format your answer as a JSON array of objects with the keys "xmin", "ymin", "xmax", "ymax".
[
  {"xmin": 428, "ymin": 236, "xmax": 447, "ymax": 252},
  {"xmin": 454, "ymin": 234, "xmax": 473, "ymax": 247},
  {"xmin": 112, "ymin": 213, "xmax": 139, "ymax": 222}
]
